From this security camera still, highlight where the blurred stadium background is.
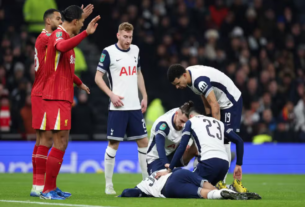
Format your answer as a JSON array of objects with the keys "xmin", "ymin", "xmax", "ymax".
[{"xmin": 0, "ymin": 0, "xmax": 304, "ymax": 174}]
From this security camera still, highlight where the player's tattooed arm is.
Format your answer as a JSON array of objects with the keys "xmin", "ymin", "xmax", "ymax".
[
  {"xmin": 201, "ymin": 95, "xmax": 211, "ymax": 115},
  {"xmin": 206, "ymin": 90, "xmax": 220, "ymax": 120}
]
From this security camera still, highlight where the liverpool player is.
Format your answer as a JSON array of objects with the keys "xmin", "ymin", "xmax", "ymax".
[
  {"xmin": 40, "ymin": 5, "xmax": 100, "ymax": 200},
  {"xmin": 31, "ymin": 6, "xmax": 93, "ymax": 197}
]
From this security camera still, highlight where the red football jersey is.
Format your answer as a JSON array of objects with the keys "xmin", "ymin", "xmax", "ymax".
[
  {"xmin": 31, "ymin": 29, "xmax": 49, "ymax": 97},
  {"xmin": 42, "ymin": 26, "xmax": 76, "ymax": 103}
]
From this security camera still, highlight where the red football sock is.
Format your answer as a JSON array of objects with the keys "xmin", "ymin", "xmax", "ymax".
[
  {"xmin": 36, "ymin": 145, "xmax": 50, "ymax": 186},
  {"xmin": 32, "ymin": 145, "xmax": 38, "ymax": 186},
  {"xmin": 43, "ymin": 148, "xmax": 65, "ymax": 193}
]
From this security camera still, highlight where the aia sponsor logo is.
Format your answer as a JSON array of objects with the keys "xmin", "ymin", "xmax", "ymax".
[{"xmin": 119, "ymin": 66, "xmax": 137, "ymax": 76}]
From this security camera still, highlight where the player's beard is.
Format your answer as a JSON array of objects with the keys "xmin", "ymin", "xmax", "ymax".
[{"xmin": 51, "ymin": 25, "xmax": 58, "ymax": 31}]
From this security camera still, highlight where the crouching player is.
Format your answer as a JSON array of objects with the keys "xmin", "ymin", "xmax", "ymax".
[
  {"xmin": 156, "ymin": 108, "xmax": 253, "ymax": 191},
  {"xmin": 119, "ymin": 169, "xmax": 259, "ymax": 200},
  {"xmin": 146, "ymin": 101, "xmax": 197, "ymax": 175}
]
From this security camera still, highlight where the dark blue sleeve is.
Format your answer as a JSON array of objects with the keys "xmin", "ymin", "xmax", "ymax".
[
  {"xmin": 169, "ymin": 121, "xmax": 192, "ymax": 170},
  {"xmin": 194, "ymin": 76, "xmax": 213, "ymax": 98},
  {"xmin": 97, "ymin": 49, "xmax": 110, "ymax": 73},
  {"xmin": 224, "ymin": 127, "xmax": 244, "ymax": 166},
  {"xmin": 155, "ymin": 122, "xmax": 170, "ymax": 165}
]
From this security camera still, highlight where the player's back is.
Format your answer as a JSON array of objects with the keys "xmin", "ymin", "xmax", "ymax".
[
  {"xmin": 32, "ymin": 29, "xmax": 50, "ymax": 97},
  {"xmin": 189, "ymin": 115, "xmax": 228, "ymax": 162},
  {"xmin": 147, "ymin": 108, "xmax": 182, "ymax": 164},
  {"xmin": 43, "ymin": 26, "xmax": 75, "ymax": 103},
  {"xmin": 187, "ymin": 65, "xmax": 241, "ymax": 108},
  {"xmin": 103, "ymin": 44, "xmax": 140, "ymax": 110},
  {"xmin": 136, "ymin": 170, "xmax": 171, "ymax": 198}
]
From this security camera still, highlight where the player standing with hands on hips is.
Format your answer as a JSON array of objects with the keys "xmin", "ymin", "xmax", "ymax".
[{"xmin": 95, "ymin": 22, "xmax": 149, "ymax": 195}]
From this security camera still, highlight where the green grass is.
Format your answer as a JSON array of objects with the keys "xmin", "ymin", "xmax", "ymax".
[{"xmin": 0, "ymin": 173, "xmax": 304, "ymax": 207}]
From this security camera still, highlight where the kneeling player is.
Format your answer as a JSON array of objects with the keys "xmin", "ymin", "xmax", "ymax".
[
  {"xmin": 156, "ymin": 107, "xmax": 244, "ymax": 187},
  {"xmin": 120, "ymin": 169, "xmax": 260, "ymax": 200},
  {"xmin": 146, "ymin": 101, "xmax": 197, "ymax": 175}
]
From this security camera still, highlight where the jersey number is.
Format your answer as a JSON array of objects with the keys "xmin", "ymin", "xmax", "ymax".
[
  {"xmin": 225, "ymin": 112, "xmax": 231, "ymax": 123},
  {"xmin": 146, "ymin": 173, "xmax": 157, "ymax": 186},
  {"xmin": 34, "ymin": 48, "xmax": 39, "ymax": 71},
  {"xmin": 203, "ymin": 119, "xmax": 222, "ymax": 140}
]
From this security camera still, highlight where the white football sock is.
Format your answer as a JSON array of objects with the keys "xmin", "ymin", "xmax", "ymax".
[
  {"xmin": 104, "ymin": 146, "xmax": 117, "ymax": 187},
  {"xmin": 223, "ymin": 142, "xmax": 231, "ymax": 183},
  {"xmin": 138, "ymin": 147, "xmax": 148, "ymax": 180},
  {"xmin": 208, "ymin": 189, "xmax": 236, "ymax": 199},
  {"xmin": 36, "ymin": 185, "xmax": 44, "ymax": 191}
]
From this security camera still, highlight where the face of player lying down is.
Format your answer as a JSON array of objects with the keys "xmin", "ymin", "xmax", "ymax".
[
  {"xmin": 174, "ymin": 110, "xmax": 188, "ymax": 130},
  {"xmin": 50, "ymin": 12, "xmax": 62, "ymax": 31},
  {"xmin": 117, "ymin": 30, "xmax": 133, "ymax": 50},
  {"xmin": 172, "ymin": 73, "xmax": 188, "ymax": 89}
]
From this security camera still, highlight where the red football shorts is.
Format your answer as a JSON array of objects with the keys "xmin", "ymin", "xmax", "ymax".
[
  {"xmin": 41, "ymin": 100, "xmax": 72, "ymax": 130},
  {"xmin": 31, "ymin": 96, "xmax": 45, "ymax": 130}
]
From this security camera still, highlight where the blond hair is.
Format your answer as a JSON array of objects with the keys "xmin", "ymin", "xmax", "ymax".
[{"xmin": 118, "ymin": 22, "xmax": 134, "ymax": 32}]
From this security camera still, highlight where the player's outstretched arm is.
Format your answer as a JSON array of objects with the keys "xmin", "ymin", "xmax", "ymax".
[
  {"xmin": 138, "ymin": 70, "xmax": 147, "ymax": 113},
  {"xmin": 206, "ymin": 91, "xmax": 220, "ymax": 120},
  {"xmin": 73, "ymin": 74, "xmax": 90, "ymax": 94},
  {"xmin": 86, "ymin": 15, "xmax": 100, "ymax": 35},
  {"xmin": 95, "ymin": 71, "xmax": 124, "ymax": 107},
  {"xmin": 81, "ymin": 4, "xmax": 94, "ymax": 19}
]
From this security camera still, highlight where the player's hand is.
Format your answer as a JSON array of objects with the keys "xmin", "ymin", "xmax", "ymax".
[
  {"xmin": 81, "ymin": 4, "xmax": 94, "ymax": 19},
  {"xmin": 155, "ymin": 170, "xmax": 169, "ymax": 179},
  {"xmin": 233, "ymin": 165, "xmax": 242, "ymax": 180},
  {"xmin": 78, "ymin": 83, "xmax": 90, "ymax": 94},
  {"xmin": 110, "ymin": 93, "xmax": 124, "ymax": 108},
  {"xmin": 164, "ymin": 163, "xmax": 169, "ymax": 169},
  {"xmin": 86, "ymin": 15, "xmax": 100, "ymax": 35},
  {"xmin": 141, "ymin": 98, "xmax": 147, "ymax": 113}
]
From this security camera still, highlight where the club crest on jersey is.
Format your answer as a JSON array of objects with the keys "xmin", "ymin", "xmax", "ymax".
[
  {"xmin": 119, "ymin": 66, "xmax": 137, "ymax": 76},
  {"xmin": 56, "ymin": 32, "xmax": 62, "ymax": 37},
  {"xmin": 198, "ymin": 81, "xmax": 208, "ymax": 93},
  {"xmin": 159, "ymin": 123, "xmax": 167, "ymax": 130},
  {"xmin": 70, "ymin": 55, "xmax": 75, "ymax": 64},
  {"xmin": 100, "ymin": 54, "xmax": 105, "ymax": 62}
]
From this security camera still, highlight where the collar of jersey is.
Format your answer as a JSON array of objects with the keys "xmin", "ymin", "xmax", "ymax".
[
  {"xmin": 58, "ymin": 25, "xmax": 68, "ymax": 33},
  {"xmin": 115, "ymin": 43, "xmax": 130, "ymax": 52},
  {"xmin": 187, "ymin": 69, "xmax": 193, "ymax": 87},
  {"xmin": 171, "ymin": 113, "xmax": 175, "ymax": 129}
]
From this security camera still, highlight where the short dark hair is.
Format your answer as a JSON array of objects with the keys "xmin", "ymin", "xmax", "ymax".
[
  {"xmin": 43, "ymin": 9, "xmax": 59, "ymax": 22},
  {"xmin": 167, "ymin": 64, "xmax": 186, "ymax": 82},
  {"xmin": 180, "ymin": 101, "xmax": 194, "ymax": 117},
  {"xmin": 61, "ymin": 5, "xmax": 83, "ymax": 22}
]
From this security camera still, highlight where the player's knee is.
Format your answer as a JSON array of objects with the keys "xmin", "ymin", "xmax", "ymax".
[
  {"xmin": 108, "ymin": 140, "xmax": 119, "ymax": 150},
  {"xmin": 136, "ymin": 137, "xmax": 148, "ymax": 148}
]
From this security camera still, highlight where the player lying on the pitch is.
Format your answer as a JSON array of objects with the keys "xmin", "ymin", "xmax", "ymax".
[
  {"xmin": 119, "ymin": 169, "xmax": 260, "ymax": 200},
  {"xmin": 146, "ymin": 101, "xmax": 198, "ymax": 175},
  {"xmin": 156, "ymin": 107, "xmax": 245, "ymax": 189}
]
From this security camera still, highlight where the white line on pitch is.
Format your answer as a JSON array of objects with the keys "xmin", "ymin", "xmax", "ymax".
[{"xmin": 0, "ymin": 200, "xmax": 115, "ymax": 207}]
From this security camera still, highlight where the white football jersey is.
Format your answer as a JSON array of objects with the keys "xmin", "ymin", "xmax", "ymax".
[
  {"xmin": 147, "ymin": 108, "xmax": 183, "ymax": 164},
  {"xmin": 97, "ymin": 44, "xmax": 141, "ymax": 110},
  {"xmin": 187, "ymin": 115, "xmax": 228, "ymax": 162},
  {"xmin": 187, "ymin": 65, "xmax": 241, "ymax": 109},
  {"xmin": 137, "ymin": 170, "xmax": 171, "ymax": 198}
]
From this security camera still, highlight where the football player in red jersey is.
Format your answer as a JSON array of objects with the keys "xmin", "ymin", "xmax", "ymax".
[
  {"xmin": 31, "ymin": 6, "xmax": 93, "ymax": 197},
  {"xmin": 40, "ymin": 5, "xmax": 100, "ymax": 200}
]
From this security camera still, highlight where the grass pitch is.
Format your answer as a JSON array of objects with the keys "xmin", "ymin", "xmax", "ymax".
[{"xmin": 0, "ymin": 173, "xmax": 304, "ymax": 207}]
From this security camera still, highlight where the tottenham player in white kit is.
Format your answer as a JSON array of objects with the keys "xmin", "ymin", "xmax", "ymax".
[
  {"xmin": 167, "ymin": 64, "xmax": 247, "ymax": 192},
  {"xmin": 147, "ymin": 101, "xmax": 197, "ymax": 175},
  {"xmin": 118, "ymin": 169, "xmax": 260, "ymax": 200},
  {"xmin": 155, "ymin": 107, "xmax": 245, "ymax": 185},
  {"xmin": 95, "ymin": 22, "xmax": 148, "ymax": 194}
]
